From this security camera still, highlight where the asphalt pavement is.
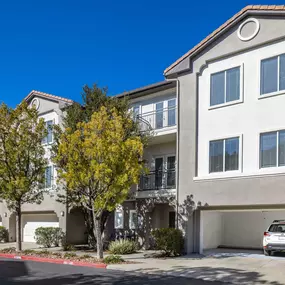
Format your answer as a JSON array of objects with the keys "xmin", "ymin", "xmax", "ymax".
[{"xmin": 0, "ymin": 258, "xmax": 227, "ymax": 285}]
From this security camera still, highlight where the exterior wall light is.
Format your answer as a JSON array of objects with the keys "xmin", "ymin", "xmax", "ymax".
[{"xmin": 60, "ymin": 211, "xmax": 65, "ymax": 217}]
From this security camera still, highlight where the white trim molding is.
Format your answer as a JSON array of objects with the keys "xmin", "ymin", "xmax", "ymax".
[{"xmin": 237, "ymin": 18, "xmax": 260, "ymax": 42}]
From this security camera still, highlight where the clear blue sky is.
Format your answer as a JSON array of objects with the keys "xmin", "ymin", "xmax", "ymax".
[{"xmin": 0, "ymin": 0, "xmax": 281, "ymax": 107}]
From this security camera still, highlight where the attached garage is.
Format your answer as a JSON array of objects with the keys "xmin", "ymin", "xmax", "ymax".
[
  {"xmin": 22, "ymin": 213, "xmax": 59, "ymax": 242},
  {"xmin": 201, "ymin": 209, "xmax": 285, "ymax": 253}
]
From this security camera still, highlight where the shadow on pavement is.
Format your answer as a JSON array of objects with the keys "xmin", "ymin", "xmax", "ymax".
[
  {"xmin": 130, "ymin": 266, "xmax": 283, "ymax": 285},
  {"xmin": 0, "ymin": 259, "xmax": 283, "ymax": 285}
]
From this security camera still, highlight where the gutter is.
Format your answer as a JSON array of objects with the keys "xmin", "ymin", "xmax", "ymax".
[{"xmin": 166, "ymin": 78, "xmax": 180, "ymax": 229}]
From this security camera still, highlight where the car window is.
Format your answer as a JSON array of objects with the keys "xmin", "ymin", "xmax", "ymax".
[{"xmin": 269, "ymin": 224, "xmax": 285, "ymax": 232}]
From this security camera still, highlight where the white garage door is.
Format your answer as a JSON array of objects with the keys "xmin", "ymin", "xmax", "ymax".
[
  {"xmin": 22, "ymin": 214, "xmax": 59, "ymax": 242},
  {"xmin": 202, "ymin": 210, "xmax": 285, "ymax": 252}
]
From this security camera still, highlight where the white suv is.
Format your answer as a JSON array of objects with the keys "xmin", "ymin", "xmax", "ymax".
[{"xmin": 263, "ymin": 220, "xmax": 285, "ymax": 256}]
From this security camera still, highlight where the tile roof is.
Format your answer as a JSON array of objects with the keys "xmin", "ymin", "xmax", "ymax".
[
  {"xmin": 25, "ymin": 90, "xmax": 74, "ymax": 104},
  {"xmin": 164, "ymin": 5, "xmax": 285, "ymax": 75}
]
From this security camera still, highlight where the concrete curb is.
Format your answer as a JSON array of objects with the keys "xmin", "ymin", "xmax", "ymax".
[{"xmin": 0, "ymin": 253, "xmax": 107, "ymax": 269}]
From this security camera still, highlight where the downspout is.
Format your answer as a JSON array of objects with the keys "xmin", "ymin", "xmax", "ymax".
[{"xmin": 166, "ymin": 78, "xmax": 180, "ymax": 229}]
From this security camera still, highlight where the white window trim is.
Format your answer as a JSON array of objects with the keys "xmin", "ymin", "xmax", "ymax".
[
  {"xmin": 259, "ymin": 53, "xmax": 285, "ymax": 99},
  {"xmin": 208, "ymin": 134, "xmax": 243, "ymax": 175},
  {"xmin": 209, "ymin": 64, "xmax": 244, "ymax": 110},
  {"xmin": 129, "ymin": 210, "xmax": 137, "ymax": 230},
  {"xmin": 259, "ymin": 129, "xmax": 285, "ymax": 169}
]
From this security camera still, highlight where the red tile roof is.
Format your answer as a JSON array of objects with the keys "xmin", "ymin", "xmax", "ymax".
[{"xmin": 25, "ymin": 90, "xmax": 73, "ymax": 104}]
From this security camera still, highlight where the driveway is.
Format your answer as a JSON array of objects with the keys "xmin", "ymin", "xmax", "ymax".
[
  {"xmin": 108, "ymin": 249, "xmax": 285, "ymax": 284},
  {"xmin": 0, "ymin": 258, "xmax": 224, "ymax": 285}
]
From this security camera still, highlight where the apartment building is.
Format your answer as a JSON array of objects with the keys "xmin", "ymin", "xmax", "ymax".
[
  {"xmin": 164, "ymin": 5, "xmax": 285, "ymax": 253},
  {"xmin": 115, "ymin": 81, "xmax": 177, "ymax": 247},
  {"xmin": 0, "ymin": 91, "xmax": 86, "ymax": 244},
  {"xmin": 3, "ymin": 5, "xmax": 285, "ymax": 254}
]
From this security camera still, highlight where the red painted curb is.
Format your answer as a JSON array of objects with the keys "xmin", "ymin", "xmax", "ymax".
[{"xmin": 0, "ymin": 253, "xmax": 107, "ymax": 269}]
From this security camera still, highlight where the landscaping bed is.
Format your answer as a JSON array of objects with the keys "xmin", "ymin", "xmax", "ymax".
[{"xmin": 0, "ymin": 247, "xmax": 127, "ymax": 265}]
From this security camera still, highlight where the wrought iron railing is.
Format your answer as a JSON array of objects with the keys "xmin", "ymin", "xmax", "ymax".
[
  {"xmin": 138, "ymin": 169, "xmax": 176, "ymax": 191},
  {"xmin": 135, "ymin": 106, "xmax": 177, "ymax": 132}
]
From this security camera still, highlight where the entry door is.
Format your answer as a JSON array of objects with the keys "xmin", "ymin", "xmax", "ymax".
[
  {"xmin": 155, "ymin": 157, "xmax": 163, "ymax": 189},
  {"xmin": 169, "ymin": 212, "xmax": 176, "ymax": 228}
]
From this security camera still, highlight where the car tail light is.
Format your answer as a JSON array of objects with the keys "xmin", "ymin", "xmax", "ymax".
[{"xmin": 264, "ymin": 232, "xmax": 270, "ymax": 236}]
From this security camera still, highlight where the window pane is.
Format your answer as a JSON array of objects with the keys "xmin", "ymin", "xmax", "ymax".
[
  {"xmin": 168, "ymin": 99, "xmax": 176, "ymax": 126},
  {"xmin": 45, "ymin": 166, "xmax": 52, "ymax": 188},
  {"xmin": 129, "ymin": 211, "xmax": 137, "ymax": 229},
  {"xmin": 260, "ymin": 132, "xmax": 277, "ymax": 168},
  {"xmin": 225, "ymin": 138, "xmax": 239, "ymax": 171},
  {"xmin": 115, "ymin": 211, "xmax": 124, "ymax": 229},
  {"xmin": 210, "ymin": 71, "xmax": 225, "ymax": 106},
  {"xmin": 46, "ymin": 120, "xmax": 53, "ymax": 144},
  {"xmin": 209, "ymin": 140, "xmax": 224, "ymax": 173},
  {"xmin": 155, "ymin": 102, "xmax": 164, "ymax": 129},
  {"xmin": 279, "ymin": 131, "xmax": 285, "ymax": 166},
  {"xmin": 261, "ymin": 57, "xmax": 278, "ymax": 95},
  {"xmin": 155, "ymin": 157, "xmax": 163, "ymax": 188},
  {"xmin": 133, "ymin": 106, "xmax": 140, "ymax": 120},
  {"xmin": 226, "ymin": 67, "xmax": 240, "ymax": 102},
  {"xmin": 280, "ymin": 55, "xmax": 285, "ymax": 91},
  {"xmin": 167, "ymin": 156, "xmax": 176, "ymax": 187}
]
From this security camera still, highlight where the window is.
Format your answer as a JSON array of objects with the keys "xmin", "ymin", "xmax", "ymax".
[
  {"xmin": 44, "ymin": 166, "xmax": 53, "ymax": 189},
  {"xmin": 210, "ymin": 67, "xmax": 240, "ymax": 106},
  {"xmin": 260, "ymin": 130, "xmax": 285, "ymax": 168},
  {"xmin": 133, "ymin": 106, "xmax": 140, "ymax": 120},
  {"xmin": 209, "ymin": 137, "xmax": 239, "ymax": 173},
  {"xmin": 42, "ymin": 120, "xmax": 53, "ymax": 144},
  {"xmin": 129, "ymin": 210, "xmax": 137, "ymax": 229},
  {"xmin": 167, "ymin": 99, "xmax": 176, "ymax": 126},
  {"xmin": 114, "ymin": 210, "xmax": 124, "ymax": 229},
  {"xmin": 261, "ymin": 54, "xmax": 285, "ymax": 95},
  {"xmin": 155, "ymin": 102, "xmax": 164, "ymax": 129}
]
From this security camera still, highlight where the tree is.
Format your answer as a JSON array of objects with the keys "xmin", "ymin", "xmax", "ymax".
[
  {"xmin": 54, "ymin": 106, "xmax": 144, "ymax": 259},
  {"xmin": 52, "ymin": 84, "xmax": 149, "ymax": 248},
  {"xmin": 0, "ymin": 102, "xmax": 47, "ymax": 251}
]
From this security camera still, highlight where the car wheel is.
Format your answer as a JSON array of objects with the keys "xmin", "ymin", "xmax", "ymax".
[{"xmin": 264, "ymin": 249, "xmax": 272, "ymax": 256}]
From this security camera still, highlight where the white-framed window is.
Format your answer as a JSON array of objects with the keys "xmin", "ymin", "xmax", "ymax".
[
  {"xmin": 260, "ymin": 130, "xmax": 285, "ymax": 168},
  {"xmin": 42, "ymin": 165, "xmax": 54, "ymax": 189},
  {"xmin": 210, "ymin": 66, "xmax": 240, "ymax": 106},
  {"xmin": 209, "ymin": 137, "xmax": 240, "ymax": 173},
  {"xmin": 42, "ymin": 120, "xmax": 53, "ymax": 144},
  {"xmin": 129, "ymin": 210, "xmax": 137, "ymax": 229},
  {"xmin": 114, "ymin": 210, "xmax": 124, "ymax": 229},
  {"xmin": 260, "ymin": 54, "xmax": 285, "ymax": 95}
]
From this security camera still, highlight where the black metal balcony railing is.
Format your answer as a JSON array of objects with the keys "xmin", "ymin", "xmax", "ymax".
[
  {"xmin": 138, "ymin": 169, "xmax": 176, "ymax": 191},
  {"xmin": 135, "ymin": 107, "xmax": 177, "ymax": 132}
]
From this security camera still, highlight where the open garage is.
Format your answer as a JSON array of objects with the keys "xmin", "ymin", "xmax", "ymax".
[
  {"xmin": 200, "ymin": 209, "xmax": 285, "ymax": 253},
  {"xmin": 22, "ymin": 213, "xmax": 59, "ymax": 242}
]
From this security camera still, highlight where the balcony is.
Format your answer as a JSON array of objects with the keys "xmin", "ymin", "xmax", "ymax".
[
  {"xmin": 138, "ymin": 169, "xmax": 176, "ymax": 191},
  {"xmin": 135, "ymin": 106, "xmax": 177, "ymax": 133}
]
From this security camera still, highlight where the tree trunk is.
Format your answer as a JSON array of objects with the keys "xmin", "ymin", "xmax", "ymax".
[
  {"xmin": 92, "ymin": 206, "xmax": 103, "ymax": 259},
  {"xmin": 15, "ymin": 204, "xmax": 22, "ymax": 252}
]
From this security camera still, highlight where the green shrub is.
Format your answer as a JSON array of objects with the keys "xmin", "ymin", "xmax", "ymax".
[
  {"xmin": 108, "ymin": 239, "xmax": 138, "ymax": 255},
  {"xmin": 0, "ymin": 247, "xmax": 16, "ymax": 253},
  {"xmin": 103, "ymin": 255, "xmax": 124, "ymax": 264},
  {"xmin": 34, "ymin": 227, "xmax": 64, "ymax": 248},
  {"xmin": 22, "ymin": 249, "xmax": 36, "ymax": 255},
  {"xmin": 0, "ymin": 226, "xmax": 9, "ymax": 242},
  {"xmin": 52, "ymin": 228, "xmax": 64, "ymax": 247},
  {"xmin": 63, "ymin": 252, "xmax": 77, "ymax": 259},
  {"xmin": 152, "ymin": 228, "xmax": 184, "ymax": 257}
]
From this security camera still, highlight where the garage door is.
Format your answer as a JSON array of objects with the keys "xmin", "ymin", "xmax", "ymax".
[
  {"xmin": 22, "ymin": 214, "xmax": 59, "ymax": 242},
  {"xmin": 201, "ymin": 210, "xmax": 285, "ymax": 253}
]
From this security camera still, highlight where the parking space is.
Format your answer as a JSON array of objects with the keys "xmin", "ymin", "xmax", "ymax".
[{"xmin": 200, "ymin": 209, "xmax": 285, "ymax": 253}]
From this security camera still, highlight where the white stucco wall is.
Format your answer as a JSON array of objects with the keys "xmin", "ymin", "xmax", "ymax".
[{"xmin": 198, "ymin": 39, "xmax": 285, "ymax": 179}]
